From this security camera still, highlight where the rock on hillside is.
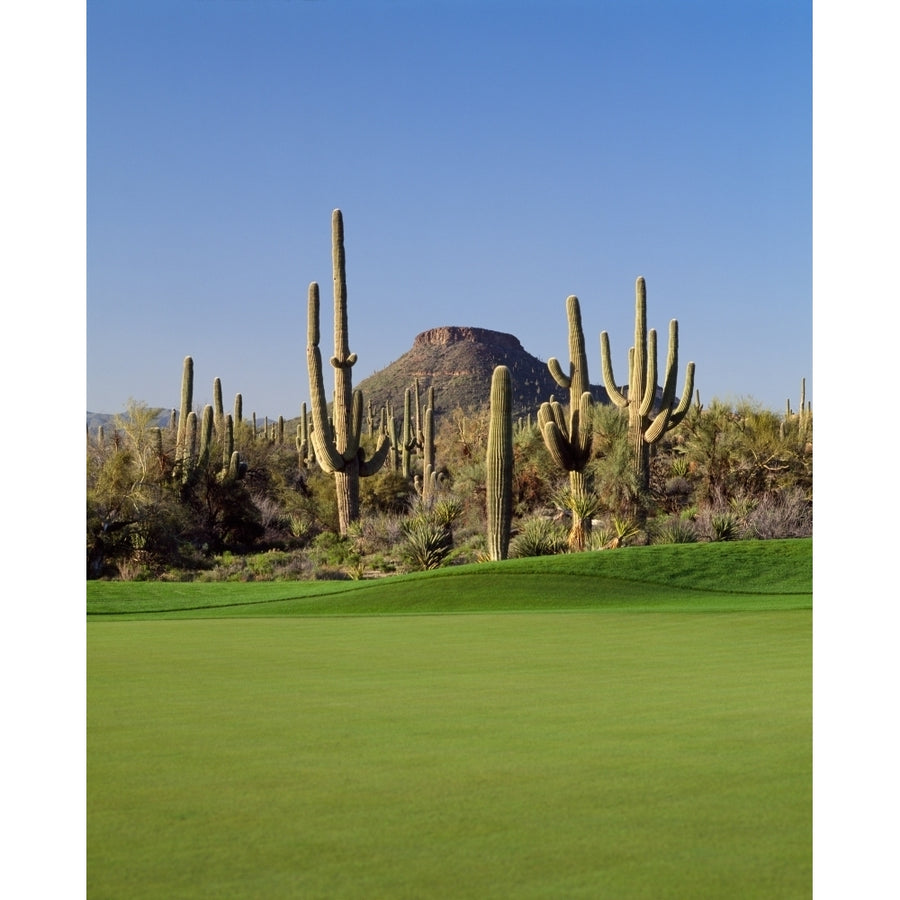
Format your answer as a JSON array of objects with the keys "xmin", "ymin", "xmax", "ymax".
[{"xmin": 356, "ymin": 326, "xmax": 610, "ymax": 420}]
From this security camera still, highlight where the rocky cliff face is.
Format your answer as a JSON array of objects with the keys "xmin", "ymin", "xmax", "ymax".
[
  {"xmin": 356, "ymin": 326, "xmax": 609, "ymax": 420},
  {"xmin": 412, "ymin": 326, "xmax": 523, "ymax": 352}
]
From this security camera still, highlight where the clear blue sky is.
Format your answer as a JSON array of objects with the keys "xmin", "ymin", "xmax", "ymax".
[{"xmin": 86, "ymin": 0, "xmax": 811, "ymax": 417}]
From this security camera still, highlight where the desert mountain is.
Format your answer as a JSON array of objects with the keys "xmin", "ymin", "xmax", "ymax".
[{"xmin": 356, "ymin": 326, "xmax": 610, "ymax": 421}]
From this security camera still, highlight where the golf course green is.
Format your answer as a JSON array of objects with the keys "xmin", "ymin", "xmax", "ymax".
[{"xmin": 87, "ymin": 540, "xmax": 811, "ymax": 898}]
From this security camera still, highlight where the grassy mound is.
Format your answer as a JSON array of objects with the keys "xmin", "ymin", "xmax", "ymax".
[{"xmin": 87, "ymin": 537, "xmax": 811, "ymax": 617}]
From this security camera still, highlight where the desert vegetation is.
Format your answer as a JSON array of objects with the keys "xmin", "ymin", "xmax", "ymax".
[{"xmin": 87, "ymin": 210, "xmax": 811, "ymax": 581}]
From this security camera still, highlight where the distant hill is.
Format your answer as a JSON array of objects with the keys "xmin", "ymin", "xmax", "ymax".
[
  {"xmin": 356, "ymin": 326, "xmax": 610, "ymax": 420},
  {"xmin": 86, "ymin": 409, "xmax": 171, "ymax": 434}
]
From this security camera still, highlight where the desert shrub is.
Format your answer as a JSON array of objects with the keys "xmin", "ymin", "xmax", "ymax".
[
  {"xmin": 650, "ymin": 516, "xmax": 699, "ymax": 545},
  {"xmin": 309, "ymin": 531, "xmax": 357, "ymax": 569},
  {"xmin": 360, "ymin": 471, "xmax": 414, "ymax": 516},
  {"xmin": 589, "ymin": 515, "xmax": 641, "ymax": 550},
  {"xmin": 346, "ymin": 513, "xmax": 406, "ymax": 558},
  {"xmin": 509, "ymin": 515, "xmax": 568, "ymax": 558},
  {"xmin": 709, "ymin": 512, "xmax": 740, "ymax": 542},
  {"xmin": 400, "ymin": 516, "xmax": 454, "ymax": 570},
  {"xmin": 744, "ymin": 487, "xmax": 812, "ymax": 539}
]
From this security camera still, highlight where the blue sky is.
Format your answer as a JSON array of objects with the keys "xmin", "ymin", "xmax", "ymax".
[{"xmin": 86, "ymin": 0, "xmax": 811, "ymax": 417}]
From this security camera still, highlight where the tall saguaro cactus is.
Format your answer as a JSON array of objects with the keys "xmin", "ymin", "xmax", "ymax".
[
  {"xmin": 174, "ymin": 355, "xmax": 194, "ymax": 472},
  {"xmin": 307, "ymin": 209, "xmax": 390, "ymax": 535},
  {"xmin": 539, "ymin": 295, "xmax": 594, "ymax": 496},
  {"xmin": 600, "ymin": 276, "xmax": 695, "ymax": 495},
  {"xmin": 213, "ymin": 378, "xmax": 225, "ymax": 436},
  {"xmin": 486, "ymin": 365, "xmax": 513, "ymax": 561}
]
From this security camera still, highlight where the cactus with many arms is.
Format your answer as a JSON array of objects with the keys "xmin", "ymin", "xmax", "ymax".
[
  {"xmin": 486, "ymin": 366, "xmax": 514, "ymax": 561},
  {"xmin": 307, "ymin": 209, "xmax": 390, "ymax": 534},
  {"xmin": 600, "ymin": 276, "xmax": 695, "ymax": 494},
  {"xmin": 538, "ymin": 295, "xmax": 595, "ymax": 546},
  {"xmin": 539, "ymin": 295, "xmax": 594, "ymax": 496}
]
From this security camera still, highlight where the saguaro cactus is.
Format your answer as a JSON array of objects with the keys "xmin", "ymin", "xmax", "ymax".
[
  {"xmin": 486, "ymin": 365, "xmax": 513, "ymax": 561},
  {"xmin": 421, "ymin": 402, "xmax": 437, "ymax": 502},
  {"xmin": 296, "ymin": 402, "xmax": 312, "ymax": 470},
  {"xmin": 198, "ymin": 404, "xmax": 214, "ymax": 471},
  {"xmin": 539, "ymin": 295, "xmax": 594, "ymax": 496},
  {"xmin": 307, "ymin": 209, "xmax": 390, "ymax": 534},
  {"xmin": 538, "ymin": 295, "xmax": 595, "ymax": 546},
  {"xmin": 182, "ymin": 411, "xmax": 199, "ymax": 485},
  {"xmin": 600, "ymin": 276, "xmax": 695, "ymax": 495},
  {"xmin": 174, "ymin": 356, "xmax": 193, "ymax": 472},
  {"xmin": 213, "ymin": 378, "xmax": 225, "ymax": 436}
]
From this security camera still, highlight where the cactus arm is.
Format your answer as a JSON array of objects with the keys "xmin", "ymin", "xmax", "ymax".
[
  {"xmin": 644, "ymin": 406, "xmax": 670, "ymax": 444},
  {"xmin": 358, "ymin": 434, "xmax": 392, "ymax": 477},
  {"xmin": 538, "ymin": 399, "xmax": 567, "ymax": 436},
  {"xmin": 541, "ymin": 420, "xmax": 577, "ymax": 472},
  {"xmin": 307, "ymin": 281, "xmax": 347, "ymax": 474},
  {"xmin": 655, "ymin": 320, "xmax": 680, "ymax": 413},
  {"xmin": 644, "ymin": 358, "xmax": 695, "ymax": 443},
  {"xmin": 639, "ymin": 329, "xmax": 658, "ymax": 417},
  {"xmin": 575, "ymin": 391, "xmax": 593, "ymax": 462},
  {"xmin": 600, "ymin": 332, "xmax": 628, "ymax": 408},
  {"xmin": 667, "ymin": 361, "xmax": 695, "ymax": 427},
  {"xmin": 547, "ymin": 358, "xmax": 571, "ymax": 390}
]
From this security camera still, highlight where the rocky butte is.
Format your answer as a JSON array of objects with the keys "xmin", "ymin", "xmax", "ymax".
[{"xmin": 356, "ymin": 326, "xmax": 610, "ymax": 420}]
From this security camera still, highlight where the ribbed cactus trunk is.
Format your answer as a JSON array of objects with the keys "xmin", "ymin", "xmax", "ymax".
[
  {"xmin": 223, "ymin": 414, "xmax": 234, "ymax": 470},
  {"xmin": 600, "ymin": 277, "xmax": 695, "ymax": 498},
  {"xmin": 198, "ymin": 404, "xmax": 214, "ymax": 471},
  {"xmin": 306, "ymin": 210, "xmax": 389, "ymax": 535},
  {"xmin": 422, "ymin": 404, "xmax": 435, "ymax": 503},
  {"xmin": 213, "ymin": 378, "xmax": 224, "ymax": 437},
  {"xmin": 400, "ymin": 388, "xmax": 415, "ymax": 479},
  {"xmin": 486, "ymin": 366, "xmax": 513, "ymax": 561},
  {"xmin": 182, "ymin": 411, "xmax": 199, "ymax": 484}
]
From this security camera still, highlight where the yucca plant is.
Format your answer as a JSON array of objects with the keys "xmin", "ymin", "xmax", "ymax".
[
  {"xmin": 651, "ymin": 517, "xmax": 699, "ymax": 545},
  {"xmin": 431, "ymin": 497, "xmax": 464, "ymax": 530},
  {"xmin": 400, "ymin": 515, "xmax": 454, "ymax": 571},
  {"xmin": 710, "ymin": 512, "xmax": 739, "ymax": 542},
  {"xmin": 552, "ymin": 488, "xmax": 602, "ymax": 552},
  {"xmin": 509, "ymin": 516, "xmax": 569, "ymax": 558}
]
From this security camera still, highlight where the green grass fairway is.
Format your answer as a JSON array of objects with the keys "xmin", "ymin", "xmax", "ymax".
[{"xmin": 87, "ymin": 540, "xmax": 811, "ymax": 898}]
